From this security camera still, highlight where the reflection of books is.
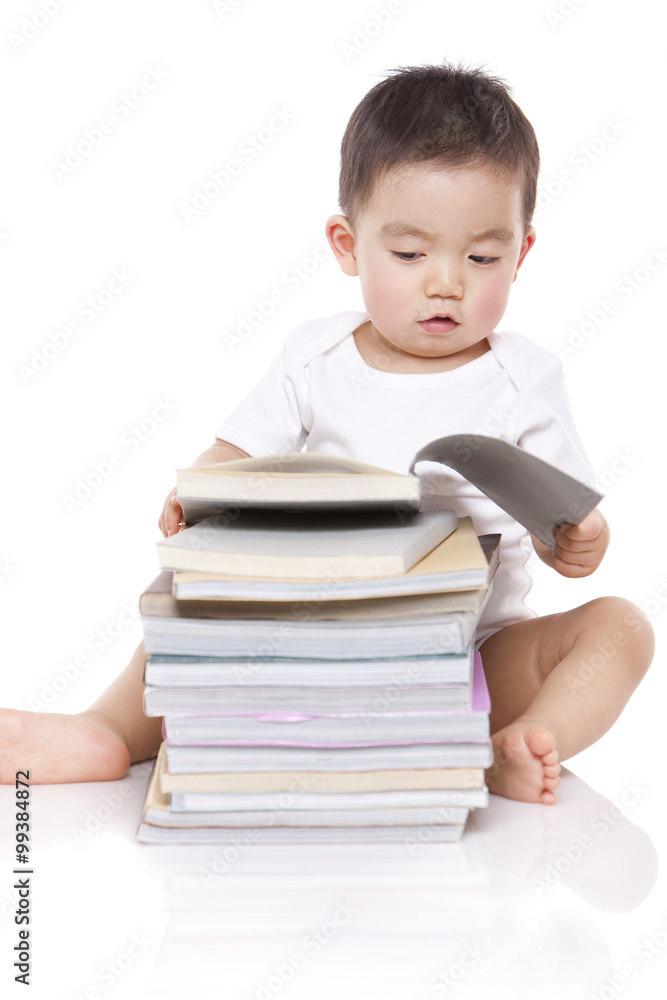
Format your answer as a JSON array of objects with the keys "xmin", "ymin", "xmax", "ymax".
[
  {"xmin": 162, "ymin": 882, "xmax": 489, "ymax": 913},
  {"xmin": 138, "ymin": 837, "xmax": 489, "ymax": 926},
  {"xmin": 176, "ymin": 434, "xmax": 603, "ymax": 549},
  {"xmin": 137, "ymin": 834, "xmax": 489, "ymax": 919},
  {"xmin": 156, "ymin": 508, "xmax": 457, "ymax": 580}
]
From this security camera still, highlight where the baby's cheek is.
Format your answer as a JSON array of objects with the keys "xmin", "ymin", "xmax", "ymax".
[
  {"xmin": 363, "ymin": 276, "xmax": 403, "ymax": 321},
  {"xmin": 476, "ymin": 283, "xmax": 511, "ymax": 328}
]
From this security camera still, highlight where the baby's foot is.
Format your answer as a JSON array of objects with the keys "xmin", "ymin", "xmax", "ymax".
[
  {"xmin": 0, "ymin": 707, "xmax": 131, "ymax": 784},
  {"xmin": 486, "ymin": 722, "xmax": 561, "ymax": 804}
]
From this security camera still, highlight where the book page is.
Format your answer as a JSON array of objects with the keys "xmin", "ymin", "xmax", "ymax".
[{"xmin": 409, "ymin": 434, "xmax": 603, "ymax": 549}]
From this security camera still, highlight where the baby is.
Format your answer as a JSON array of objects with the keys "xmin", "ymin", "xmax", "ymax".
[{"xmin": 0, "ymin": 62, "xmax": 654, "ymax": 804}]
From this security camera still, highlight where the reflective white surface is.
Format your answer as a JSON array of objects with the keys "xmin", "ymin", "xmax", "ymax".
[{"xmin": 2, "ymin": 745, "xmax": 665, "ymax": 1000}]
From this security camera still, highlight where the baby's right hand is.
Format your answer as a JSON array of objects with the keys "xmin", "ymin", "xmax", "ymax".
[{"xmin": 159, "ymin": 487, "xmax": 184, "ymax": 537}]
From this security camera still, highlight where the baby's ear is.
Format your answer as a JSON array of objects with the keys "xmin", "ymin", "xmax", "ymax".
[
  {"xmin": 325, "ymin": 214, "xmax": 359, "ymax": 276},
  {"xmin": 513, "ymin": 225, "xmax": 536, "ymax": 281}
]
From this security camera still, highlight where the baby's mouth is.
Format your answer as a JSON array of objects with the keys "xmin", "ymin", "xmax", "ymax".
[{"xmin": 419, "ymin": 315, "xmax": 459, "ymax": 333}]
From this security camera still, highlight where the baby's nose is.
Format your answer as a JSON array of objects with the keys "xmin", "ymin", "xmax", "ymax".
[{"xmin": 424, "ymin": 260, "xmax": 463, "ymax": 298}]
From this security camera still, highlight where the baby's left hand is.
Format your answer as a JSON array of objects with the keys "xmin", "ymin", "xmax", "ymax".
[{"xmin": 533, "ymin": 510, "xmax": 610, "ymax": 577}]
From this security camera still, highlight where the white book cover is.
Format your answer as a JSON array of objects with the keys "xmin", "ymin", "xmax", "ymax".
[
  {"xmin": 170, "ymin": 786, "xmax": 488, "ymax": 813},
  {"xmin": 165, "ymin": 740, "xmax": 493, "ymax": 774},
  {"xmin": 144, "ymin": 683, "xmax": 472, "ymax": 717},
  {"xmin": 140, "ymin": 611, "xmax": 476, "ymax": 658},
  {"xmin": 144, "ymin": 648, "xmax": 473, "ymax": 691},
  {"xmin": 156, "ymin": 508, "xmax": 457, "ymax": 579}
]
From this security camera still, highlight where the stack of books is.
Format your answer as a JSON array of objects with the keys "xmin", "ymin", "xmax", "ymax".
[
  {"xmin": 136, "ymin": 449, "xmax": 506, "ymax": 844},
  {"xmin": 136, "ymin": 437, "xmax": 601, "ymax": 844}
]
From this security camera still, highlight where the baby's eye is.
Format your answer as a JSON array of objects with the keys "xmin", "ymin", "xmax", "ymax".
[
  {"xmin": 469, "ymin": 255, "xmax": 499, "ymax": 265},
  {"xmin": 391, "ymin": 251, "xmax": 422, "ymax": 261}
]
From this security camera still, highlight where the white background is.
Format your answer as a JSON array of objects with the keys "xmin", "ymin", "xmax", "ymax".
[{"xmin": 0, "ymin": 1, "xmax": 665, "ymax": 997}]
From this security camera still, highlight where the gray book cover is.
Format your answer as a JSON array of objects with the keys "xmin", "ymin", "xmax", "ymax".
[{"xmin": 410, "ymin": 434, "xmax": 603, "ymax": 550}]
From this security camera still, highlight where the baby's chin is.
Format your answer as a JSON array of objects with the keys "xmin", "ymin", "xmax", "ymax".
[{"xmin": 417, "ymin": 336, "xmax": 491, "ymax": 365}]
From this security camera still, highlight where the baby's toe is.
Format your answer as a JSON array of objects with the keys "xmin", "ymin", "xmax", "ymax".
[{"xmin": 525, "ymin": 726, "xmax": 556, "ymax": 758}]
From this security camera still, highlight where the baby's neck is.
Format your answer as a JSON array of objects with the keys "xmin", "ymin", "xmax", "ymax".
[{"xmin": 353, "ymin": 321, "xmax": 491, "ymax": 374}]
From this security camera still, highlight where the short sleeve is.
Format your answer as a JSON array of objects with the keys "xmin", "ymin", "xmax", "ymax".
[
  {"xmin": 516, "ymin": 357, "xmax": 595, "ymax": 487},
  {"xmin": 215, "ymin": 336, "xmax": 309, "ymax": 456}
]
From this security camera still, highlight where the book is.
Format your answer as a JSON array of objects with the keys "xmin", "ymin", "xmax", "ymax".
[
  {"xmin": 158, "ymin": 764, "xmax": 485, "ymax": 794},
  {"xmin": 169, "ymin": 785, "xmax": 488, "ymax": 813},
  {"xmin": 144, "ymin": 682, "xmax": 473, "ymax": 717},
  {"xmin": 136, "ymin": 747, "xmax": 473, "ymax": 844},
  {"xmin": 141, "ymin": 608, "xmax": 479, "ymax": 658},
  {"xmin": 144, "ymin": 774, "xmax": 470, "ymax": 830},
  {"xmin": 177, "ymin": 452, "xmax": 422, "ymax": 521},
  {"xmin": 164, "ymin": 741, "xmax": 493, "ymax": 775},
  {"xmin": 176, "ymin": 434, "xmax": 603, "ymax": 549},
  {"xmin": 162, "ymin": 701, "xmax": 489, "ymax": 747},
  {"xmin": 156, "ymin": 507, "xmax": 457, "ymax": 579},
  {"xmin": 140, "ymin": 566, "xmax": 493, "ymax": 623},
  {"xmin": 143, "ymin": 649, "xmax": 474, "ymax": 692},
  {"xmin": 168, "ymin": 521, "xmax": 499, "ymax": 601},
  {"xmin": 162, "ymin": 647, "xmax": 490, "ymax": 747}
]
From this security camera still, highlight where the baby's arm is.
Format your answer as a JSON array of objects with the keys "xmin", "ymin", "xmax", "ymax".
[
  {"xmin": 158, "ymin": 438, "xmax": 250, "ymax": 537},
  {"xmin": 531, "ymin": 509, "xmax": 610, "ymax": 578}
]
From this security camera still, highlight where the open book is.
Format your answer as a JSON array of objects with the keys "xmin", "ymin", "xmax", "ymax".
[{"xmin": 177, "ymin": 434, "xmax": 602, "ymax": 549}]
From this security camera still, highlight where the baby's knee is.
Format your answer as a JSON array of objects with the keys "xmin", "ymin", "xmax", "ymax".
[{"xmin": 585, "ymin": 596, "xmax": 655, "ymax": 674}]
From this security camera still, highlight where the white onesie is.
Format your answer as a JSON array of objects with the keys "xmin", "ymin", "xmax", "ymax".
[{"xmin": 216, "ymin": 310, "xmax": 595, "ymax": 648}]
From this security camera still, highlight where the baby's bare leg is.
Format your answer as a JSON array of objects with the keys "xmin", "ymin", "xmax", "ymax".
[
  {"xmin": 0, "ymin": 642, "xmax": 162, "ymax": 784},
  {"xmin": 480, "ymin": 597, "xmax": 654, "ymax": 804}
]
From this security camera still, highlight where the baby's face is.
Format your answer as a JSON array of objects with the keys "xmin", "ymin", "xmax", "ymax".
[{"xmin": 342, "ymin": 161, "xmax": 534, "ymax": 370}]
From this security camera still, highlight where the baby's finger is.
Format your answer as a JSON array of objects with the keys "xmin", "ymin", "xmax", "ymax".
[
  {"xmin": 551, "ymin": 551, "xmax": 595, "ymax": 577},
  {"xmin": 559, "ymin": 512, "xmax": 604, "ymax": 542},
  {"xmin": 165, "ymin": 497, "xmax": 184, "ymax": 536},
  {"xmin": 552, "ymin": 529, "xmax": 598, "ymax": 554},
  {"xmin": 553, "ymin": 543, "xmax": 594, "ymax": 568}
]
